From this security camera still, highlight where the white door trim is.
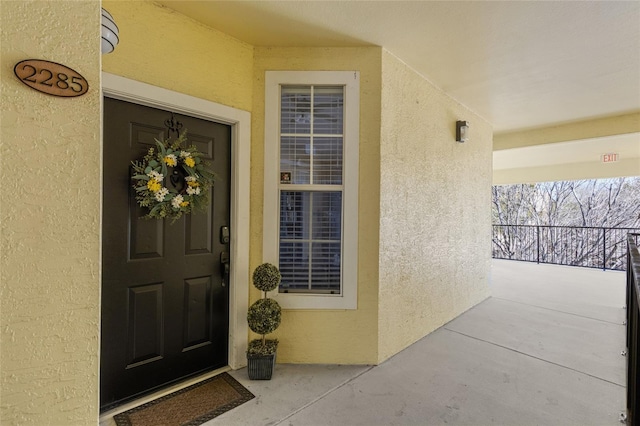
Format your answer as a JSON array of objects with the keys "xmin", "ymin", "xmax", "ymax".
[{"xmin": 101, "ymin": 72, "xmax": 250, "ymax": 369}]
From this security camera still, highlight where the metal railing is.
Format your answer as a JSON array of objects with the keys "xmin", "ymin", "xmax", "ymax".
[
  {"xmin": 626, "ymin": 234, "xmax": 639, "ymax": 425},
  {"xmin": 492, "ymin": 225, "xmax": 640, "ymax": 271}
]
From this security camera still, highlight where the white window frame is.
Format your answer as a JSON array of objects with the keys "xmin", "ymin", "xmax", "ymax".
[{"xmin": 263, "ymin": 71, "xmax": 359, "ymax": 310}]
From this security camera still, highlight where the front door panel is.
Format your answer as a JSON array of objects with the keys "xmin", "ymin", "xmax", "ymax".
[{"xmin": 100, "ymin": 98, "xmax": 231, "ymax": 410}]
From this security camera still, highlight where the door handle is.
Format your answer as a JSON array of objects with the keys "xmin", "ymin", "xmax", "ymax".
[
  {"xmin": 220, "ymin": 251, "xmax": 230, "ymax": 287},
  {"xmin": 219, "ymin": 227, "xmax": 230, "ymax": 287}
]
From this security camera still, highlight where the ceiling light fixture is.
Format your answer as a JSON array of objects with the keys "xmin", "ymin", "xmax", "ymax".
[{"xmin": 101, "ymin": 8, "xmax": 119, "ymax": 54}]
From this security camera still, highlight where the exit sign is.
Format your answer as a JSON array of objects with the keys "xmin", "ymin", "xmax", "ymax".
[{"xmin": 601, "ymin": 153, "xmax": 619, "ymax": 163}]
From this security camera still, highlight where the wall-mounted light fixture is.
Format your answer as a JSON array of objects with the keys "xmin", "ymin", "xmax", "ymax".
[
  {"xmin": 101, "ymin": 8, "xmax": 119, "ymax": 54},
  {"xmin": 456, "ymin": 120, "xmax": 469, "ymax": 143}
]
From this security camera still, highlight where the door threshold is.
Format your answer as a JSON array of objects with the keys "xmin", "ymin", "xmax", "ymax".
[{"xmin": 99, "ymin": 366, "xmax": 231, "ymax": 425}]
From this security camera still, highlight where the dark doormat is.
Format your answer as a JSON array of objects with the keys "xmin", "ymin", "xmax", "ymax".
[{"xmin": 114, "ymin": 373, "xmax": 254, "ymax": 426}]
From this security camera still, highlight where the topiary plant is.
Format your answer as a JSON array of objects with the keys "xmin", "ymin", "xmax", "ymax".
[
  {"xmin": 247, "ymin": 263, "xmax": 282, "ymax": 356},
  {"xmin": 252, "ymin": 262, "xmax": 281, "ymax": 292}
]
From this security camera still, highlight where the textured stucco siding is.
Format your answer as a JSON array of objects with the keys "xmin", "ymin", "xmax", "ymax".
[
  {"xmin": 252, "ymin": 47, "xmax": 382, "ymax": 364},
  {"xmin": 102, "ymin": 0, "xmax": 254, "ymax": 112},
  {"xmin": 377, "ymin": 51, "xmax": 492, "ymax": 362},
  {"xmin": 1, "ymin": 1, "xmax": 102, "ymax": 424}
]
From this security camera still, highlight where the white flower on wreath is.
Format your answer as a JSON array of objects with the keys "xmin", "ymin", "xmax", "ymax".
[
  {"xmin": 186, "ymin": 186, "xmax": 201, "ymax": 196},
  {"xmin": 147, "ymin": 170, "xmax": 164, "ymax": 181},
  {"xmin": 185, "ymin": 176, "xmax": 196, "ymax": 182},
  {"xmin": 155, "ymin": 187, "xmax": 169, "ymax": 201},
  {"xmin": 171, "ymin": 194, "xmax": 184, "ymax": 209},
  {"xmin": 179, "ymin": 151, "xmax": 191, "ymax": 158}
]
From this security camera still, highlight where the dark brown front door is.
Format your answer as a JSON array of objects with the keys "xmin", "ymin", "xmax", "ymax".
[{"xmin": 100, "ymin": 98, "xmax": 231, "ymax": 410}]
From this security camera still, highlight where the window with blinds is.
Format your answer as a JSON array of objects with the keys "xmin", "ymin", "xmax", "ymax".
[
  {"xmin": 278, "ymin": 85, "xmax": 344, "ymax": 293},
  {"xmin": 264, "ymin": 70, "xmax": 358, "ymax": 309}
]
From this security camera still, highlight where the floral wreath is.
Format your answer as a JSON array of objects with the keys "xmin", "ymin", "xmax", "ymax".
[{"xmin": 131, "ymin": 131, "xmax": 216, "ymax": 221}]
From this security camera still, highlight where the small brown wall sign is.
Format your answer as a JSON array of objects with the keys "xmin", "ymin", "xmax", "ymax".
[{"xmin": 14, "ymin": 59, "xmax": 89, "ymax": 97}]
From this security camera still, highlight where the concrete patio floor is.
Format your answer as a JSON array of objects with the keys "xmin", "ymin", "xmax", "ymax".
[{"xmin": 207, "ymin": 260, "xmax": 628, "ymax": 426}]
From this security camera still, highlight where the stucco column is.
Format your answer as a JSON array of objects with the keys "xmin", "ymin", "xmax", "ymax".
[{"xmin": 1, "ymin": 1, "xmax": 102, "ymax": 424}]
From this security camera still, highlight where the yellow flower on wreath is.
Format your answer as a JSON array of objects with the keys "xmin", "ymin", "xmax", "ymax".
[
  {"xmin": 147, "ymin": 178, "xmax": 162, "ymax": 192},
  {"xmin": 180, "ymin": 201, "xmax": 189, "ymax": 207},
  {"xmin": 184, "ymin": 157, "xmax": 195, "ymax": 168},
  {"xmin": 163, "ymin": 154, "xmax": 177, "ymax": 167}
]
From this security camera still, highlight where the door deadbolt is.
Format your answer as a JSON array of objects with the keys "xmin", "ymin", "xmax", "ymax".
[{"xmin": 220, "ymin": 226, "xmax": 230, "ymax": 244}]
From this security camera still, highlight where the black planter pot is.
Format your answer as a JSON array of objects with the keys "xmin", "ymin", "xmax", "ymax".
[{"xmin": 247, "ymin": 352, "xmax": 276, "ymax": 380}]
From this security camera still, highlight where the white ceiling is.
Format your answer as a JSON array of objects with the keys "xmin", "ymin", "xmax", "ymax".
[{"xmin": 158, "ymin": 0, "xmax": 640, "ymax": 134}]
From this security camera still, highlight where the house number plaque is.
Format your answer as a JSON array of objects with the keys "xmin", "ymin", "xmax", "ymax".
[{"xmin": 14, "ymin": 59, "xmax": 88, "ymax": 97}]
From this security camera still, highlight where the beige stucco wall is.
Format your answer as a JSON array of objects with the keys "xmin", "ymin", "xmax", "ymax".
[
  {"xmin": 1, "ymin": 1, "xmax": 102, "ymax": 424},
  {"xmin": 494, "ymin": 112, "xmax": 640, "ymax": 151},
  {"xmin": 377, "ymin": 51, "xmax": 492, "ymax": 362},
  {"xmin": 494, "ymin": 158, "xmax": 640, "ymax": 184},
  {"xmin": 493, "ymin": 113, "xmax": 640, "ymax": 184},
  {"xmin": 101, "ymin": 0, "xmax": 254, "ymax": 112},
  {"xmin": 252, "ymin": 47, "xmax": 382, "ymax": 364}
]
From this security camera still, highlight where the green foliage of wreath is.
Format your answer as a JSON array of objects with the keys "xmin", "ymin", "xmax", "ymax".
[{"xmin": 131, "ymin": 132, "xmax": 216, "ymax": 222}]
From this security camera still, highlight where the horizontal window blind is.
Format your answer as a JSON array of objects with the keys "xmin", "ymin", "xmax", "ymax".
[
  {"xmin": 279, "ymin": 192, "xmax": 342, "ymax": 292},
  {"xmin": 278, "ymin": 85, "xmax": 344, "ymax": 294}
]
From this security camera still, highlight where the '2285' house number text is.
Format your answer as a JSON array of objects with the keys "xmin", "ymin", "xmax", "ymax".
[{"xmin": 14, "ymin": 59, "xmax": 89, "ymax": 97}]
